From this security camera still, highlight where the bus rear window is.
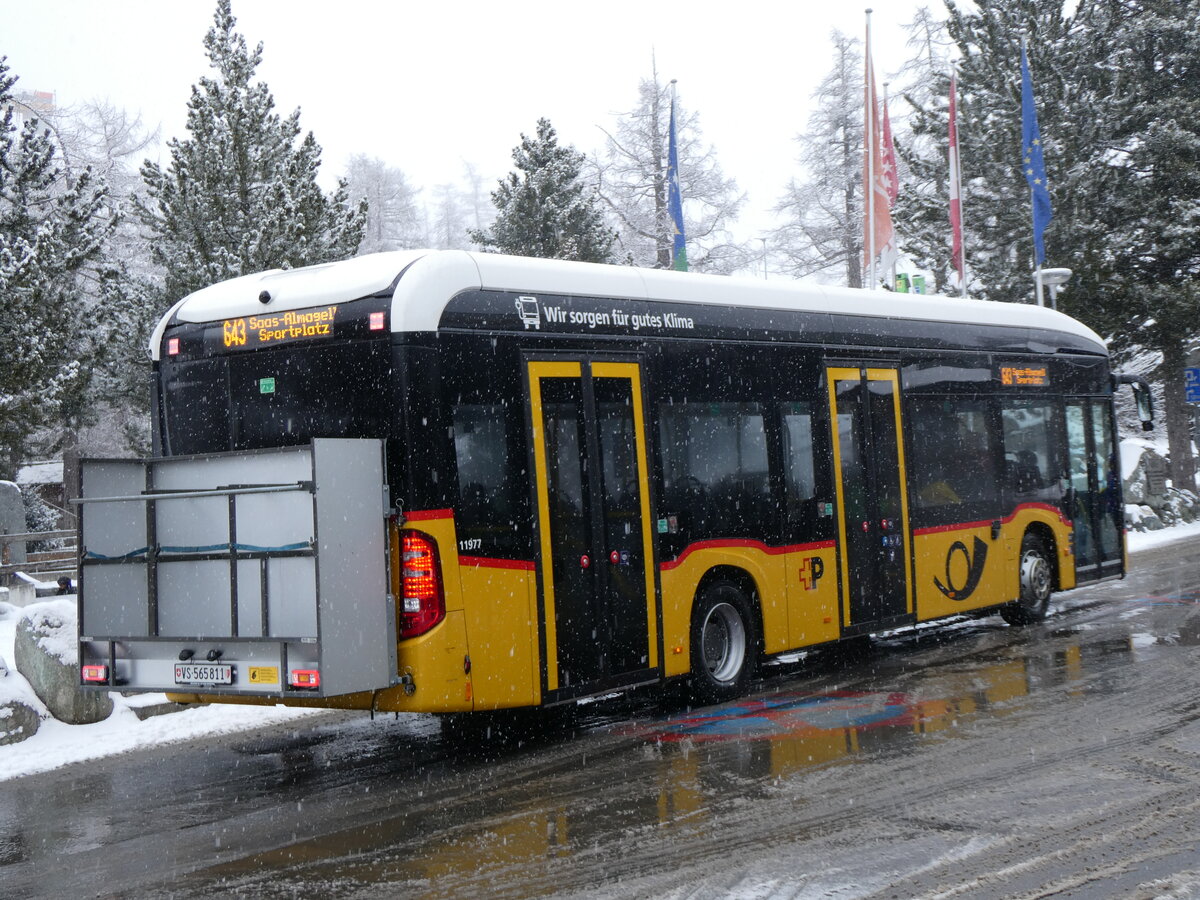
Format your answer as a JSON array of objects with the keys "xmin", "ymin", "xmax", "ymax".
[{"xmin": 161, "ymin": 341, "xmax": 394, "ymax": 454}]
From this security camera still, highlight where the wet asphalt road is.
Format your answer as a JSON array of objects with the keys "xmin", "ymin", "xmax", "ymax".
[{"xmin": 4, "ymin": 538, "xmax": 1200, "ymax": 899}]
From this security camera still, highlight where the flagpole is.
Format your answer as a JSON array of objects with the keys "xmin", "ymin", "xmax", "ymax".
[
  {"xmin": 957, "ymin": 81, "xmax": 967, "ymax": 298},
  {"xmin": 866, "ymin": 9, "xmax": 876, "ymax": 289},
  {"xmin": 949, "ymin": 65, "xmax": 966, "ymax": 297},
  {"xmin": 883, "ymin": 81, "xmax": 897, "ymax": 291}
]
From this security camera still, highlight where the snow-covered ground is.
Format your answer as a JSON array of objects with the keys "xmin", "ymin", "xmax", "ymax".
[{"xmin": 2, "ymin": 519, "xmax": 1199, "ymax": 784}]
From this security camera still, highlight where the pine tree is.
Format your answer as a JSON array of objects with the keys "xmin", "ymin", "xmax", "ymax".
[
  {"xmin": 137, "ymin": 0, "xmax": 365, "ymax": 302},
  {"xmin": 344, "ymin": 154, "xmax": 423, "ymax": 254},
  {"xmin": 34, "ymin": 99, "xmax": 162, "ymax": 459},
  {"xmin": 594, "ymin": 64, "xmax": 748, "ymax": 273},
  {"xmin": 1070, "ymin": 0, "xmax": 1200, "ymax": 491},
  {"xmin": 471, "ymin": 118, "xmax": 615, "ymax": 263},
  {"xmin": 0, "ymin": 57, "xmax": 116, "ymax": 479},
  {"xmin": 771, "ymin": 32, "xmax": 865, "ymax": 286},
  {"xmin": 925, "ymin": 0, "xmax": 1200, "ymax": 488}
]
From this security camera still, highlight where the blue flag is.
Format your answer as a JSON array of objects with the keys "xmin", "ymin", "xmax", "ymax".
[
  {"xmin": 1021, "ymin": 45, "xmax": 1053, "ymax": 265},
  {"xmin": 667, "ymin": 98, "xmax": 687, "ymax": 271}
]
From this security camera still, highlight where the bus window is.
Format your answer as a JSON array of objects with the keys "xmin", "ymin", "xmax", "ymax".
[
  {"xmin": 1091, "ymin": 399, "xmax": 1121, "ymax": 562},
  {"xmin": 782, "ymin": 401, "xmax": 830, "ymax": 539},
  {"xmin": 907, "ymin": 398, "xmax": 998, "ymax": 511},
  {"xmin": 162, "ymin": 358, "xmax": 230, "ymax": 454},
  {"xmin": 1001, "ymin": 400, "xmax": 1062, "ymax": 501},
  {"xmin": 229, "ymin": 343, "xmax": 391, "ymax": 451},
  {"xmin": 783, "ymin": 404, "xmax": 816, "ymax": 499},
  {"xmin": 452, "ymin": 403, "xmax": 525, "ymax": 556},
  {"xmin": 658, "ymin": 402, "xmax": 768, "ymax": 540}
]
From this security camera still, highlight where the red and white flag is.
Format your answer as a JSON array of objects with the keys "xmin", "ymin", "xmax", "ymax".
[
  {"xmin": 881, "ymin": 91, "xmax": 899, "ymax": 206},
  {"xmin": 863, "ymin": 16, "xmax": 897, "ymax": 285},
  {"xmin": 948, "ymin": 72, "xmax": 965, "ymax": 289}
]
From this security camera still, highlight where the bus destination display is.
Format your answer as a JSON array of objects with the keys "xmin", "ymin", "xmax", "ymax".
[
  {"xmin": 998, "ymin": 364, "xmax": 1050, "ymax": 387},
  {"xmin": 221, "ymin": 305, "xmax": 339, "ymax": 349}
]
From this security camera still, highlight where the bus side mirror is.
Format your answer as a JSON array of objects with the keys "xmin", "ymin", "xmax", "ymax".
[{"xmin": 1114, "ymin": 373, "xmax": 1155, "ymax": 431}]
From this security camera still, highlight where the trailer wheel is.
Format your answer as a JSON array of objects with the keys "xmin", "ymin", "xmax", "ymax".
[
  {"xmin": 1001, "ymin": 532, "xmax": 1053, "ymax": 625},
  {"xmin": 690, "ymin": 581, "xmax": 755, "ymax": 704}
]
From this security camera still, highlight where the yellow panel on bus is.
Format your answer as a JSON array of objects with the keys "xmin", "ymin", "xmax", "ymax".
[
  {"xmin": 913, "ymin": 503, "xmax": 1074, "ymax": 621},
  {"xmin": 458, "ymin": 558, "xmax": 540, "ymax": 709},
  {"xmin": 658, "ymin": 542, "xmax": 788, "ymax": 677},
  {"xmin": 782, "ymin": 542, "xmax": 841, "ymax": 648}
]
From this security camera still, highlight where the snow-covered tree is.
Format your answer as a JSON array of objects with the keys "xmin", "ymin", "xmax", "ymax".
[
  {"xmin": 137, "ymin": 0, "xmax": 366, "ymax": 302},
  {"xmin": 344, "ymin": 154, "xmax": 423, "ymax": 254},
  {"xmin": 471, "ymin": 118, "xmax": 615, "ymax": 262},
  {"xmin": 0, "ymin": 57, "xmax": 117, "ymax": 479},
  {"xmin": 595, "ymin": 64, "xmax": 748, "ymax": 272},
  {"xmin": 771, "ymin": 32, "xmax": 865, "ymax": 286},
  {"xmin": 430, "ymin": 183, "xmax": 470, "ymax": 250},
  {"xmin": 935, "ymin": 0, "xmax": 1200, "ymax": 488},
  {"xmin": 461, "ymin": 162, "xmax": 496, "ymax": 238},
  {"xmin": 890, "ymin": 9, "xmax": 958, "ymax": 293},
  {"xmin": 1065, "ymin": 0, "xmax": 1200, "ymax": 491},
  {"xmin": 29, "ymin": 98, "xmax": 163, "ymax": 459}
]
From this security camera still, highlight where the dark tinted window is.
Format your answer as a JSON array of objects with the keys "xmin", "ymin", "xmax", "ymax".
[
  {"xmin": 781, "ymin": 401, "xmax": 833, "ymax": 541},
  {"xmin": 907, "ymin": 397, "xmax": 999, "ymax": 514},
  {"xmin": 162, "ymin": 342, "xmax": 393, "ymax": 454},
  {"xmin": 1001, "ymin": 400, "xmax": 1061, "ymax": 501},
  {"xmin": 452, "ymin": 403, "xmax": 528, "ymax": 557},
  {"xmin": 658, "ymin": 401, "xmax": 769, "ymax": 539},
  {"xmin": 162, "ymin": 358, "xmax": 230, "ymax": 454}
]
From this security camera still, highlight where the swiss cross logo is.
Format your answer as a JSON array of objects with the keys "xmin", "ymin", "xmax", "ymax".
[{"xmin": 799, "ymin": 556, "xmax": 825, "ymax": 591}]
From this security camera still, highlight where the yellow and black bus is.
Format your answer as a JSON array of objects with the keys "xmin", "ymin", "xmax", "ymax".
[{"xmin": 78, "ymin": 249, "xmax": 1152, "ymax": 712}]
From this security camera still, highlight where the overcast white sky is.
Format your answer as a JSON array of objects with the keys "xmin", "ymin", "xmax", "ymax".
[{"xmin": 3, "ymin": 0, "xmax": 928, "ymax": 244}]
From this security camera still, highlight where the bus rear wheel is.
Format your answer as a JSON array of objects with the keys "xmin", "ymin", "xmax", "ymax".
[
  {"xmin": 690, "ymin": 582, "xmax": 755, "ymax": 704},
  {"xmin": 1002, "ymin": 533, "xmax": 1053, "ymax": 625}
]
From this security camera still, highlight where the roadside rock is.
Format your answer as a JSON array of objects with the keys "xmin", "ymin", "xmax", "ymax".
[
  {"xmin": 14, "ymin": 599, "xmax": 112, "ymax": 725},
  {"xmin": 0, "ymin": 695, "xmax": 39, "ymax": 745}
]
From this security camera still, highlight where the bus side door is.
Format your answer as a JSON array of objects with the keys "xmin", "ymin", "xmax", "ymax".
[
  {"xmin": 1065, "ymin": 398, "xmax": 1123, "ymax": 581},
  {"xmin": 527, "ymin": 359, "xmax": 660, "ymax": 700},
  {"xmin": 826, "ymin": 366, "xmax": 915, "ymax": 632}
]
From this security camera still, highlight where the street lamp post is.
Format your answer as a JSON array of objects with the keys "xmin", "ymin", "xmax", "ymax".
[{"xmin": 1036, "ymin": 267, "xmax": 1072, "ymax": 310}]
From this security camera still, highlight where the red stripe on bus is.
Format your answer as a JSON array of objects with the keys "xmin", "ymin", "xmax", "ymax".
[
  {"xmin": 459, "ymin": 556, "xmax": 536, "ymax": 571},
  {"xmin": 913, "ymin": 502, "xmax": 1071, "ymax": 536},
  {"xmin": 660, "ymin": 538, "xmax": 836, "ymax": 572},
  {"xmin": 404, "ymin": 508, "xmax": 454, "ymax": 522}
]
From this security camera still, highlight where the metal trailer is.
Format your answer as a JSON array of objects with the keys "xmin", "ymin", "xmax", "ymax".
[{"xmin": 76, "ymin": 438, "xmax": 397, "ymax": 699}]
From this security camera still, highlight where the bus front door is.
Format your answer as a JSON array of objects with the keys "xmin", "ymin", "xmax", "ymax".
[
  {"xmin": 827, "ymin": 366, "xmax": 914, "ymax": 633},
  {"xmin": 1066, "ymin": 398, "xmax": 1123, "ymax": 582},
  {"xmin": 527, "ymin": 360, "xmax": 659, "ymax": 701}
]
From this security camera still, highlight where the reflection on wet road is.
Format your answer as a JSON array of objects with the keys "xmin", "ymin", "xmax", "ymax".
[{"xmin": 5, "ymin": 541, "xmax": 1200, "ymax": 899}]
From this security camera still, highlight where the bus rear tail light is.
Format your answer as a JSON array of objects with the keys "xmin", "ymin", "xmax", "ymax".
[
  {"xmin": 400, "ymin": 531, "xmax": 445, "ymax": 638},
  {"xmin": 81, "ymin": 664, "xmax": 109, "ymax": 684},
  {"xmin": 288, "ymin": 669, "xmax": 321, "ymax": 689}
]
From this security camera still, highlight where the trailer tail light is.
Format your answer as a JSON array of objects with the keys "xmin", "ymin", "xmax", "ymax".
[
  {"xmin": 288, "ymin": 669, "xmax": 321, "ymax": 689},
  {"xmin": 400, "ymin": 530, "xmax": 445, "ymax": 638},
  {"xmin": 81, "ymin": 664, "xmax": 109, "ymax": 684}
]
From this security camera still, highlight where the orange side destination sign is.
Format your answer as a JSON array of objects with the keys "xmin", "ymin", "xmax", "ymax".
[
  {"xmin": 221, "ymin": 304, "xmax": 339, "ymax": 349},
  {"xmin": 999, "ymin": 364, "xmax": 1050, "ymax": 387}
]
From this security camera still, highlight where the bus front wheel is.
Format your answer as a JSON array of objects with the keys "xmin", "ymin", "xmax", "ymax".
[
  {"xmin": 1002, "ymin": 533, "xmax": 1053, "ymax": 625},
  {"xmin": 690, "ymin": 582, "xmax": 755, "ymax": 704}
]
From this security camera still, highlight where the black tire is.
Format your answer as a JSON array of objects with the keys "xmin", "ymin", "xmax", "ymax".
[
  {"xmin": 689, "ymin": 581, "xmax": 756, "ymax": 704},
  {"xmin": 1001, "ymin": 532, "xmax": 1054, "ymax": 625}
]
